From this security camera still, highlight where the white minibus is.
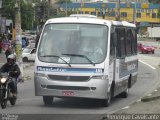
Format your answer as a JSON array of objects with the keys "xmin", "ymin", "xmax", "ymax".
[{"xmin": 34, "ymin": 15, "xmax": 138, "ymax": 107}]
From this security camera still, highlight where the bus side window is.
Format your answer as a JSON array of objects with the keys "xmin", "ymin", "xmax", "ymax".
[
  {"xmin": 110, "ymin": 33, "xmax": 117, "ymax": 56},
  {"xmin": 131, "ymin": 29, "xmax": 137, "ymax": 54},
  {"xmin": 110, "ymin": 27, "xmax": 118, "ymax": 64},
  {"xmin": 117, "ymin": 28, "xmax": 126, "ymax": 58},
  {"xmin": 126, "ymin": 29, "xmax": 132, "ymax": 55},
  {"xmin": 116, "ymin": 28, "xmax": 121, "ymax": 58}
]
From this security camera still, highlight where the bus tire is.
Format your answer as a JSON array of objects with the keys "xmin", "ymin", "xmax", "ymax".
[
  {"xmin": 120, "ymin": 77, "xmax": 131, "ymax": 98},
  {"xmin": 101, "ymin": 88, "xmax": 113, "ymax": 107},
  {"xmin": 101, "ymin": 91, "xmax": 112, "ymax": 107},
  {"xmin": 43, "ymin": 96, "xmax": 54, "ymax": 105},
  {"xmin": 101, "ymin": 82, "xmax": 115, "ymax": 107},
  {"xmin": 120, "ymin": 88, "xmax": 129, "ymax": 98}
]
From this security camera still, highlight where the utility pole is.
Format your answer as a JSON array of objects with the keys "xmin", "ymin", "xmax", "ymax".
[
  {"xmin": 15, "ymin": 0, "xmax": 23, "ymax": 78},
  {"xmin": 133, "ymin": 0, "xmax": 137, "ymax": 24},
  {"xmin": 65, "ymin": 0, "xmax": 68, "ymax": 16},
  {"xmin": 116, "ymin": 0, "xmax": 120, "ymax": 21}
]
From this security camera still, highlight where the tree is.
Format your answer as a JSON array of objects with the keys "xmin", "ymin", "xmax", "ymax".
[
  {"xmin": 1, "ymin": 0, "xmax": 15, "ymax": 21},
  {"xmin": 56, "ymin": 0, "xmax": 72, "ymax": 4},
  {"xmin": 148, "ymin": 0, "xmax": 160, "ymax": 4},
  {"xmin": 21, "ymin": 1, "xmax": 34, "ymax": 30},
  {"xmin": 2, "ymin": 0, "xmax": 34, "ymax": 30}
]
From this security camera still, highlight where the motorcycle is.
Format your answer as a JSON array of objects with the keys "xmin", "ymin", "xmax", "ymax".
[{"xmin": 0, "ymin": 72, "xmax": 17, "ymax": 109}]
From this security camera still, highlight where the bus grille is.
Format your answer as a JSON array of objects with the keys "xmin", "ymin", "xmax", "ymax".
[
  {"xmin": 44, "ymin": 85, "xmax": 96, "ymax": 91},
  {"xmin": 47, "ymin": 75, "xmax": 90, "ymax": 81}
]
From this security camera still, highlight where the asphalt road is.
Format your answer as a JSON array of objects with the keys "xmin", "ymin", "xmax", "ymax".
[{"xmin": 1, "ymin": 53, "xmax": 159, "ymax": 120}]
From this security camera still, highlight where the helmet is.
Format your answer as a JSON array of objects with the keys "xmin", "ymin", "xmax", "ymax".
[{"xmin": 7, "ymin": 54, "xmax": 16, "ymax": 65}]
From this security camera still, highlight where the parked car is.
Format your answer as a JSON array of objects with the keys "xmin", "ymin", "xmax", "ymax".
[
  {"xmin": 22, "ymin": 48, "xmax": 36, "ymax": 62},
  {"xmin": 138, "ymin": 43, "xmax": 155, "ymax": 54}
]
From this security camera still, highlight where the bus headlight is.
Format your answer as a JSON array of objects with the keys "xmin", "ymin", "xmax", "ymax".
[
  {"xmin": 92, "ymin": 75, "xmax": 108, "ymax": 80},
  {"xmin": 36, "ymin": 73, "xmax": 47, "ymax": 77}
]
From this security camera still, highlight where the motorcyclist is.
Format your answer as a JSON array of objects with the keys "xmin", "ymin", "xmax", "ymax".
[{"xmin": 0, "ymin": 54, "xmax": 21, "ymax": 98}]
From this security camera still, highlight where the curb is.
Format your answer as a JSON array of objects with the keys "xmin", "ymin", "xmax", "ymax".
[
  {"xmin": 23, "ymin": 63, "xmax": 34, "ymax": 69},
  {"xmin": 141, "ymin": 95, "xmax": 160, "ymax": 102},
  {"xmin": 22, "ymin": 76, "xmax": 32, "ymax": 81},
  {"xmin": 18, "ymin": 76, "xmax": 31, "ymax": 83},
  {"xmin": 140, "ymin": 64, "xmax": 160, "ymax": 102},
  {"xmin": 19, "ymin": 63, "xmax": 34, "ymax": 82}
]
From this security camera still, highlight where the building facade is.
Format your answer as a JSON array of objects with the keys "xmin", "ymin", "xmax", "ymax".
[
  {"xmin": 60, "ymin": 2, "xmax": 160, "ymax": 25},
  {"xmin": 71, "ymin": 0, "xmax": 149, "ymax": 3}
]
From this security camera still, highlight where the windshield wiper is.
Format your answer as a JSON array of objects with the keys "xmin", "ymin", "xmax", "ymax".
[
  {"xmin": 62, "ymin": 53, "xmax": 95, "ymax": 66},
  {"xmin": 40, "ymin": 55, "xmax": 71, "ymax": 67}
]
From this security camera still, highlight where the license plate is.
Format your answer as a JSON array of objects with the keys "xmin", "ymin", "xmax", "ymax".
[{"xmin": 62, "ymin": 91, "xmax": 74, "ymax": 96}]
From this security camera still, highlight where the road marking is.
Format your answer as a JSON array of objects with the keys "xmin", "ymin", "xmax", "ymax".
[
  {"xmin": 139, "ymin": 60, "xmax": 156, "ymax": 70},
  {"xmin": 108, "ymin": 106, "xmax": 130, "ymax": 114},
  {"xmin": 121, "ymin": 106, "xmax": 130, "ymax": 109}
]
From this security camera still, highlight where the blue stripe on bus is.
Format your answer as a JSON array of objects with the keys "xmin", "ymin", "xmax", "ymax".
[{"xmin": 37, "ymin": 66, "xmax": 104, "ymax": 73}]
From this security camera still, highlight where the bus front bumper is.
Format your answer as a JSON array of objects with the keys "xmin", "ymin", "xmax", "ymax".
[{"xmin": 34, "ymin": 76, "xmax": 109, "ymax": 99}]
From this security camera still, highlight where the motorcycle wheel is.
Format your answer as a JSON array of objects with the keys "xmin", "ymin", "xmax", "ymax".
[
  {"xmin": 10, "ymin": 97, "xmax": 16, "ymax": 105},
  {"xmin": 0, "ymin": 90, "xmax": 7, "ymax": 109}
]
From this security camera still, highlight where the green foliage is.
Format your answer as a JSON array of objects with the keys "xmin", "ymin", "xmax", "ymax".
[
  {"xmin": 21, "ymin": 1, "xmax": 34, "ymax": 30},
  {"xmin": 1, "ymin": 0, "xmax": 72, "ymax": 30},
  {"xmin": 2, "ymin": 0, "xmax": 34, "ymax": 30},
  {"xmin": 2, "ymin": 0, "xmax": 15, "ymax": 20},
  {"xmin": 148, "ymin": 0, "xmax": 160, "ymax": 4},
  {"xmin": 56, "ymin": 0, "xmax": 72, "ymax": 4}
]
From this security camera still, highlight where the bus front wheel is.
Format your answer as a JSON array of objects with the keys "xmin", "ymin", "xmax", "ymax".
[
  {"xmin": 119, "ymin": 88, "xmax": 129, "ymax": 98},
  {"xmin": 101, "ymin": 91, "xmax": 111, "ymax": 107},
  {"xmin": 43, "ymin": 96, "xmax": 54, "ymax": 105}
]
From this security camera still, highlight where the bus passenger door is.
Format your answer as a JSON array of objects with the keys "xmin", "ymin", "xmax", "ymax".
[
  {"xmin": 109, "ymin": 30, "xmax": 118, "ymax": 96},
  {"xmin": 111, "ymin": 27, "xmax": 126, "ymax": 96}
]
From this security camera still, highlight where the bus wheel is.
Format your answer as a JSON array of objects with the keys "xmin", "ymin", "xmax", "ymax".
[
  {"xmin": 43, "ymin": 96, "xmax": 54, "ymax": 105},
  {"xmin": 101, "ymin": 91, "xmax": 111, "ymax": 107},
  {"xmin": 120, "ymin": 88, "xmax": 129, "ymax": 98}
]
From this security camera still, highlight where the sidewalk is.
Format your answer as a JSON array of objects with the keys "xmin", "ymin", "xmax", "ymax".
[{"xmin": 113, "ymin": 82, "xmax": 160, "ymax": 114}]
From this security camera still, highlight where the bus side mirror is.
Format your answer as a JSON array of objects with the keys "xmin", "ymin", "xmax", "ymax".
[{"xmin": 111, "ymin": 33, "xmax": 117, "ymax": 46}]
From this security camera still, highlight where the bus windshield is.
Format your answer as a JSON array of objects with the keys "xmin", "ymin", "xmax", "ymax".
[{"xmin": 38, "ymin": 23, "xmax": 108, "ymax": 64}]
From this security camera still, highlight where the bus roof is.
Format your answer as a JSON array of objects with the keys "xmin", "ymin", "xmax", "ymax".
[
  {"xmin": 111, "ymin": 21, "xmax": 136, "ymax": 27},
  {"xmin": 70, "ymin": 14, "xmax": 97, "ymax": 18},
  {"xmin": 46, "ymin": 15, "xmax": 136, "ymax": 28}
]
